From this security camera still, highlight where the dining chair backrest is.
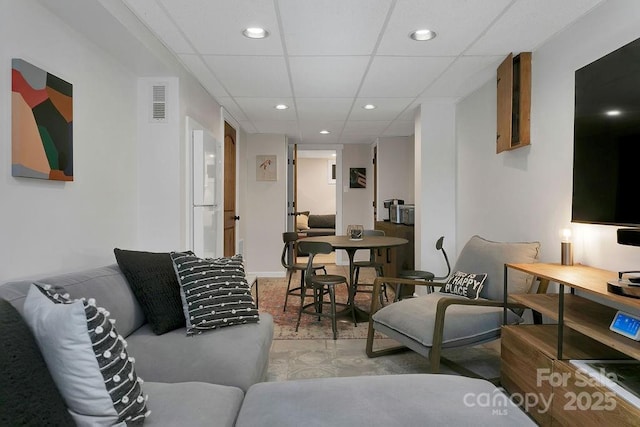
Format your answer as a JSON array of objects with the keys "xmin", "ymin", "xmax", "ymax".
[
  {"xmin": 281, "ymin": 232, "xmax": 299, "ymax": 269},
  {"xmin": 434, "ymin": 236, "xmax": 452, "ymax": 280},
  {"xmin": 297, "ymin": 241, "xmax": 333, "ymax": 286},
  {"xmin": 363, "ymin": 229, "xmax": 385, "ymax": 262}
]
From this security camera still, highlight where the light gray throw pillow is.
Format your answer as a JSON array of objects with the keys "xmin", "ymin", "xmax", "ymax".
[
  {"xmin": 452, "ymin": 235, "xmax": 541, "ymax": 301},
  {"xmin": 23, "ymin": 284, "xmax": 149, "ymax": 426}
]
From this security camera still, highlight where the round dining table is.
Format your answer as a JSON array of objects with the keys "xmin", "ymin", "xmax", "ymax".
[{"xmin": 301, "ymin": 234, "xmax": 408, "ymax": 323}]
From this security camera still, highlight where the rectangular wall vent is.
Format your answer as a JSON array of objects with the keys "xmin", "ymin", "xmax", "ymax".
[{"xmin": 151, "ymin": 84, "xmax": 167, "ymax": 122}]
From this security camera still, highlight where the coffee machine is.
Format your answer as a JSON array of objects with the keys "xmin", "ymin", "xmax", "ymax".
[{"xmin": 382, "ymin": 199, "xmax": 404, "ymax": 222}]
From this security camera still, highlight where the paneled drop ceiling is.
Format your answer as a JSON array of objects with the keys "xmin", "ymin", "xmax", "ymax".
[{"xmin": 122, "ymin": 0, "xmax": 604, "ymax": 144}]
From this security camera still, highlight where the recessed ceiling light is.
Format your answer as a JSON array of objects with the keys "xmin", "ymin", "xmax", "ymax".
[
  {"xmin": 332, "ymin": 153, "xmax": 336, "ymax": 157},
  {"xmin": 606, "ymin": 110, "xmax": 621, "ymax": 116},
  {"xmin": 409, "ymin": 29, "xmax": 436, "ymax": 41},
  {"xmin": 319, "ymin": 130, "xmax": 330, "ymax": 135},
  {"xmin": 363, "ymin": 104, "xmax": 377, "ymax": 110},
  {"xmin": 242, "ymin": 27, "xmax": 269, "ymax": 39},
  {"xmin": 275, "ymin": 104, "xmax": 289, "ymax": 110}
]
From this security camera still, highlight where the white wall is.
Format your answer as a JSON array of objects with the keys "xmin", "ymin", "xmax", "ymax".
[
  {"xmin": 415, "ymin": 103, "xmax": 457, "ymax": 277},
  {"xmin": 340, "ymin": 144, "xmax": 374, "ymax": 263},
  {"xmin": 0, "ymin": 0, "xmax": 223, "ymax": 281},
  {"xmin": 297, "ymin": 157, "xmax": 336, "ymax": 215},
  {"xmin": 136, "ymin": 78, "xmax": 181, "ymax": 251},
  {"xmin": 456, "ymin": 0, "xmax": 640, "ymax": 273},
  {"xmin": 0, "ymin": 0, "xmax": 139, "ymax": 281},
  {"xmin": 244, "ymin": 134, "xmax": 287, "ymax": 276},
  {"xmin": 376, "ymin": 136, "xmax": 414, "ymax": 220}
]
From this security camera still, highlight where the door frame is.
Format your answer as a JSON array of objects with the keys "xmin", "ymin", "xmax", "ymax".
[{"xmin": 221, "ymin": 109, "xmax": 241, "ymax": 257}]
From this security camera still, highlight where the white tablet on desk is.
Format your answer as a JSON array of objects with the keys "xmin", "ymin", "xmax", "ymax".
[{"xmin": 610, "ymin": 310, "xmax": 640, "ymax": 341}]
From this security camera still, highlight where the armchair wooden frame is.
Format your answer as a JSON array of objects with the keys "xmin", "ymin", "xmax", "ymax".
[{"xmin": 365, "ymin": 277, "xmax": 528, "ymax": 382}]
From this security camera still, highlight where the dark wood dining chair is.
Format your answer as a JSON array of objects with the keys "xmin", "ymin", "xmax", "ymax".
[
  {"xmin": 281, "ymin": 232, "xmax": 326, "ymax": 311},
  {"xmin": 295, "ymin": 241, "xmax": 351, "ymax": 339},
  {"xmin": 353, "ymin": 229, "xmax": 388, "ymax": 304}
]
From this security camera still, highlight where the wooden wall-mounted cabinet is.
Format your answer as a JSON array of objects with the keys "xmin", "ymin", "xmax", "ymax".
[{"xmin": 496, "ymin": 52, "xmax": 531, "ymax": 153}]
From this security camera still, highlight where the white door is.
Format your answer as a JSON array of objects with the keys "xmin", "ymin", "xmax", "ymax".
[
  {"xmin": 193, "ymin": 206, "xmax": 217, "ymax": 259},
  {"xmin": 191, "ymin": 125, "xmax": 220, "ymax": 259}
]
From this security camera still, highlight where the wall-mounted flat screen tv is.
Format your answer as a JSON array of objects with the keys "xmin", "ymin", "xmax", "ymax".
[{"xmin": 572, "ymin": 37, "xmax": 640, "ymax": 226}]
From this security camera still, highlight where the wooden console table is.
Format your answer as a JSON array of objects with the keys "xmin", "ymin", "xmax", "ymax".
[
  {"xmin": 501, "ymin": 263, "xmax": 640, "ymax": 425},
  {"xmin": 374, "ymin": 221, "xmax": 414, "ymax": 298}
]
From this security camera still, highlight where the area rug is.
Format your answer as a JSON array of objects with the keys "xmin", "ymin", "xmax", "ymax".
[{"xmin": 258, "ymin": 272, "xmax": 393, "ymax": 340}]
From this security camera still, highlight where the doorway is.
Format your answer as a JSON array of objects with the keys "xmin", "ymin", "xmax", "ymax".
[
  {"xmin": 296, "ymin": 150, "xmax": 337, "ymax": 216},
  {"xmin": 295, "ymin": 149, "xmax": 337, "ymax": 264},
  {"xmin": 223, "ymin": 122, "xmax": 237, "ymax": 257}
]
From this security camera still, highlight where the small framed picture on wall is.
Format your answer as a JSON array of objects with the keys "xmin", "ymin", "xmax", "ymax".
[
  {"xmin": 349, "ymin": 168, "xmax": 366, "ymax": 188},
  {"xmin": 256, "ymin": 155, "xmax": 277, "ymax": 181}
]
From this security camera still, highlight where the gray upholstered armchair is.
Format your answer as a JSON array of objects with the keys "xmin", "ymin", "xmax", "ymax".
[{"xmin": 366, "ymin": 235, "xmax": 540, "ymax": 380}]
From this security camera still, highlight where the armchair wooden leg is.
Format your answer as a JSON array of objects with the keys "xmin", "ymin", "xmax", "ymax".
[
  {"xmin": 365, "ymin": 283, "xmax": 408, "ymax": 358},
  {"xmin": 428, "ymin": 347, "xmax": 441, "ymax": 374},
  {"xmin": 429, "ymin": 297, "xmax": 448, "ymax": 374},
  {"xmin": 365, "ymin": 322, "xmax": 407, "ymax": 358},
  {"xmin": 437, "ymin": 356, "xmax": 501, "ymax": 385}
]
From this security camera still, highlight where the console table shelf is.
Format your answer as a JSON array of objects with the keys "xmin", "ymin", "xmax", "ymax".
[
  {"xmin": 507, "ymin": 262, "xmax": 634, "ymax": 307},
  {"xmin": 509, "ymin": 293, "xmax": 640, "ymax": 359}
]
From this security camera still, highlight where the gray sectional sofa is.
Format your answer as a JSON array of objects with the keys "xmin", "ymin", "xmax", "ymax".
[{"xmin": 0, "ymin": 263, "xmax": 535, "ymax": 426}]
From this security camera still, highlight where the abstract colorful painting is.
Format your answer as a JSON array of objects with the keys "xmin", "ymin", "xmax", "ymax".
[{"xmin": 12, "ymin": 59, "xmax": 73, "ymax": 181}]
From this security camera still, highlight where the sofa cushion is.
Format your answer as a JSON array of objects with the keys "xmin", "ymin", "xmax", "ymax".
[
  {"xmin": 144, "ymin": 382, "xmax": 243, "ymax": 427},
  {"xmin": 170, "ymin": 253, "xmax": 259, "ymax": 336},
  {"xmin": 453, "ymin": 235, "xmax": 540, "ymax": 301},
  {"xmin": 304, "ymin": 228, "xmax": 336, "ymax": 237},
  {"xmin": 0, "ymin": 264, "xmax": 145, "ymax": 337},
  {"xmin": 440, "ymin": 271, "xmax": 487, "ymax": 300},
  {"xmin": 372, "ymin": 293, "xmax": 521, "ymax": 349},
  {"xmin": 23, "ymin": 284, "xmax": 149, "ymax": 426},
  {"xmin": 126, "ymin": 313, "xmax": 274, "ymax": 392},
  {"xmin": 236, "ymin": 374, "xmax": 535, "ymax": 427},
  {"xmin": 307, "ymin": 214, "xmax": 335, "ymax": 229},
  {"xmin": 0, "ymin": 299, "xmax": 75, "ymax": 426},
  {"xmin": 114, "ymin": 248, "xmax": 187, "ymax": 335}
]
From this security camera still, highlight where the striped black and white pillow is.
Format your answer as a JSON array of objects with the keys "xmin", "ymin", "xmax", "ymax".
[
  {"xmin": 24, "ymin": 284, "xmax": 149, "ymax": 425},
  {"xmin": 170, "ymin": 253, "xmax": 259, "ymax": 336}
]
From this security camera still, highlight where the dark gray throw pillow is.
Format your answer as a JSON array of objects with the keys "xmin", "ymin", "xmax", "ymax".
[
  {"xmin": 114, "ymin": 248, "xmax": 188, "ymax": 335},
  {"xmin": 440, "ymin": 271, "xmax": 488, "ymax": 300},
  {"xmin": 0, "ymin": 299, "xmax": 75, "ymax": 426},
  {"xmin": 170, "ymin": 253, "xmax": 259, "ymax": 336}
]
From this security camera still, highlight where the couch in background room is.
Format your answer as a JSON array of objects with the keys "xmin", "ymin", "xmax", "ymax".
[
  {"xmin": 296, "ymin": 212, "xmax": 335, "ymax": 237},
  {"xmin": 296, "ymin": 213, "xmax": 336, "ymax": 256}
]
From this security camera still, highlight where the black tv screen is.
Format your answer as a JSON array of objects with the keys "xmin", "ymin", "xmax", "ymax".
[{"xmin": 572, "ymin": 37, "xmax": 640, "ymax": 226}]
